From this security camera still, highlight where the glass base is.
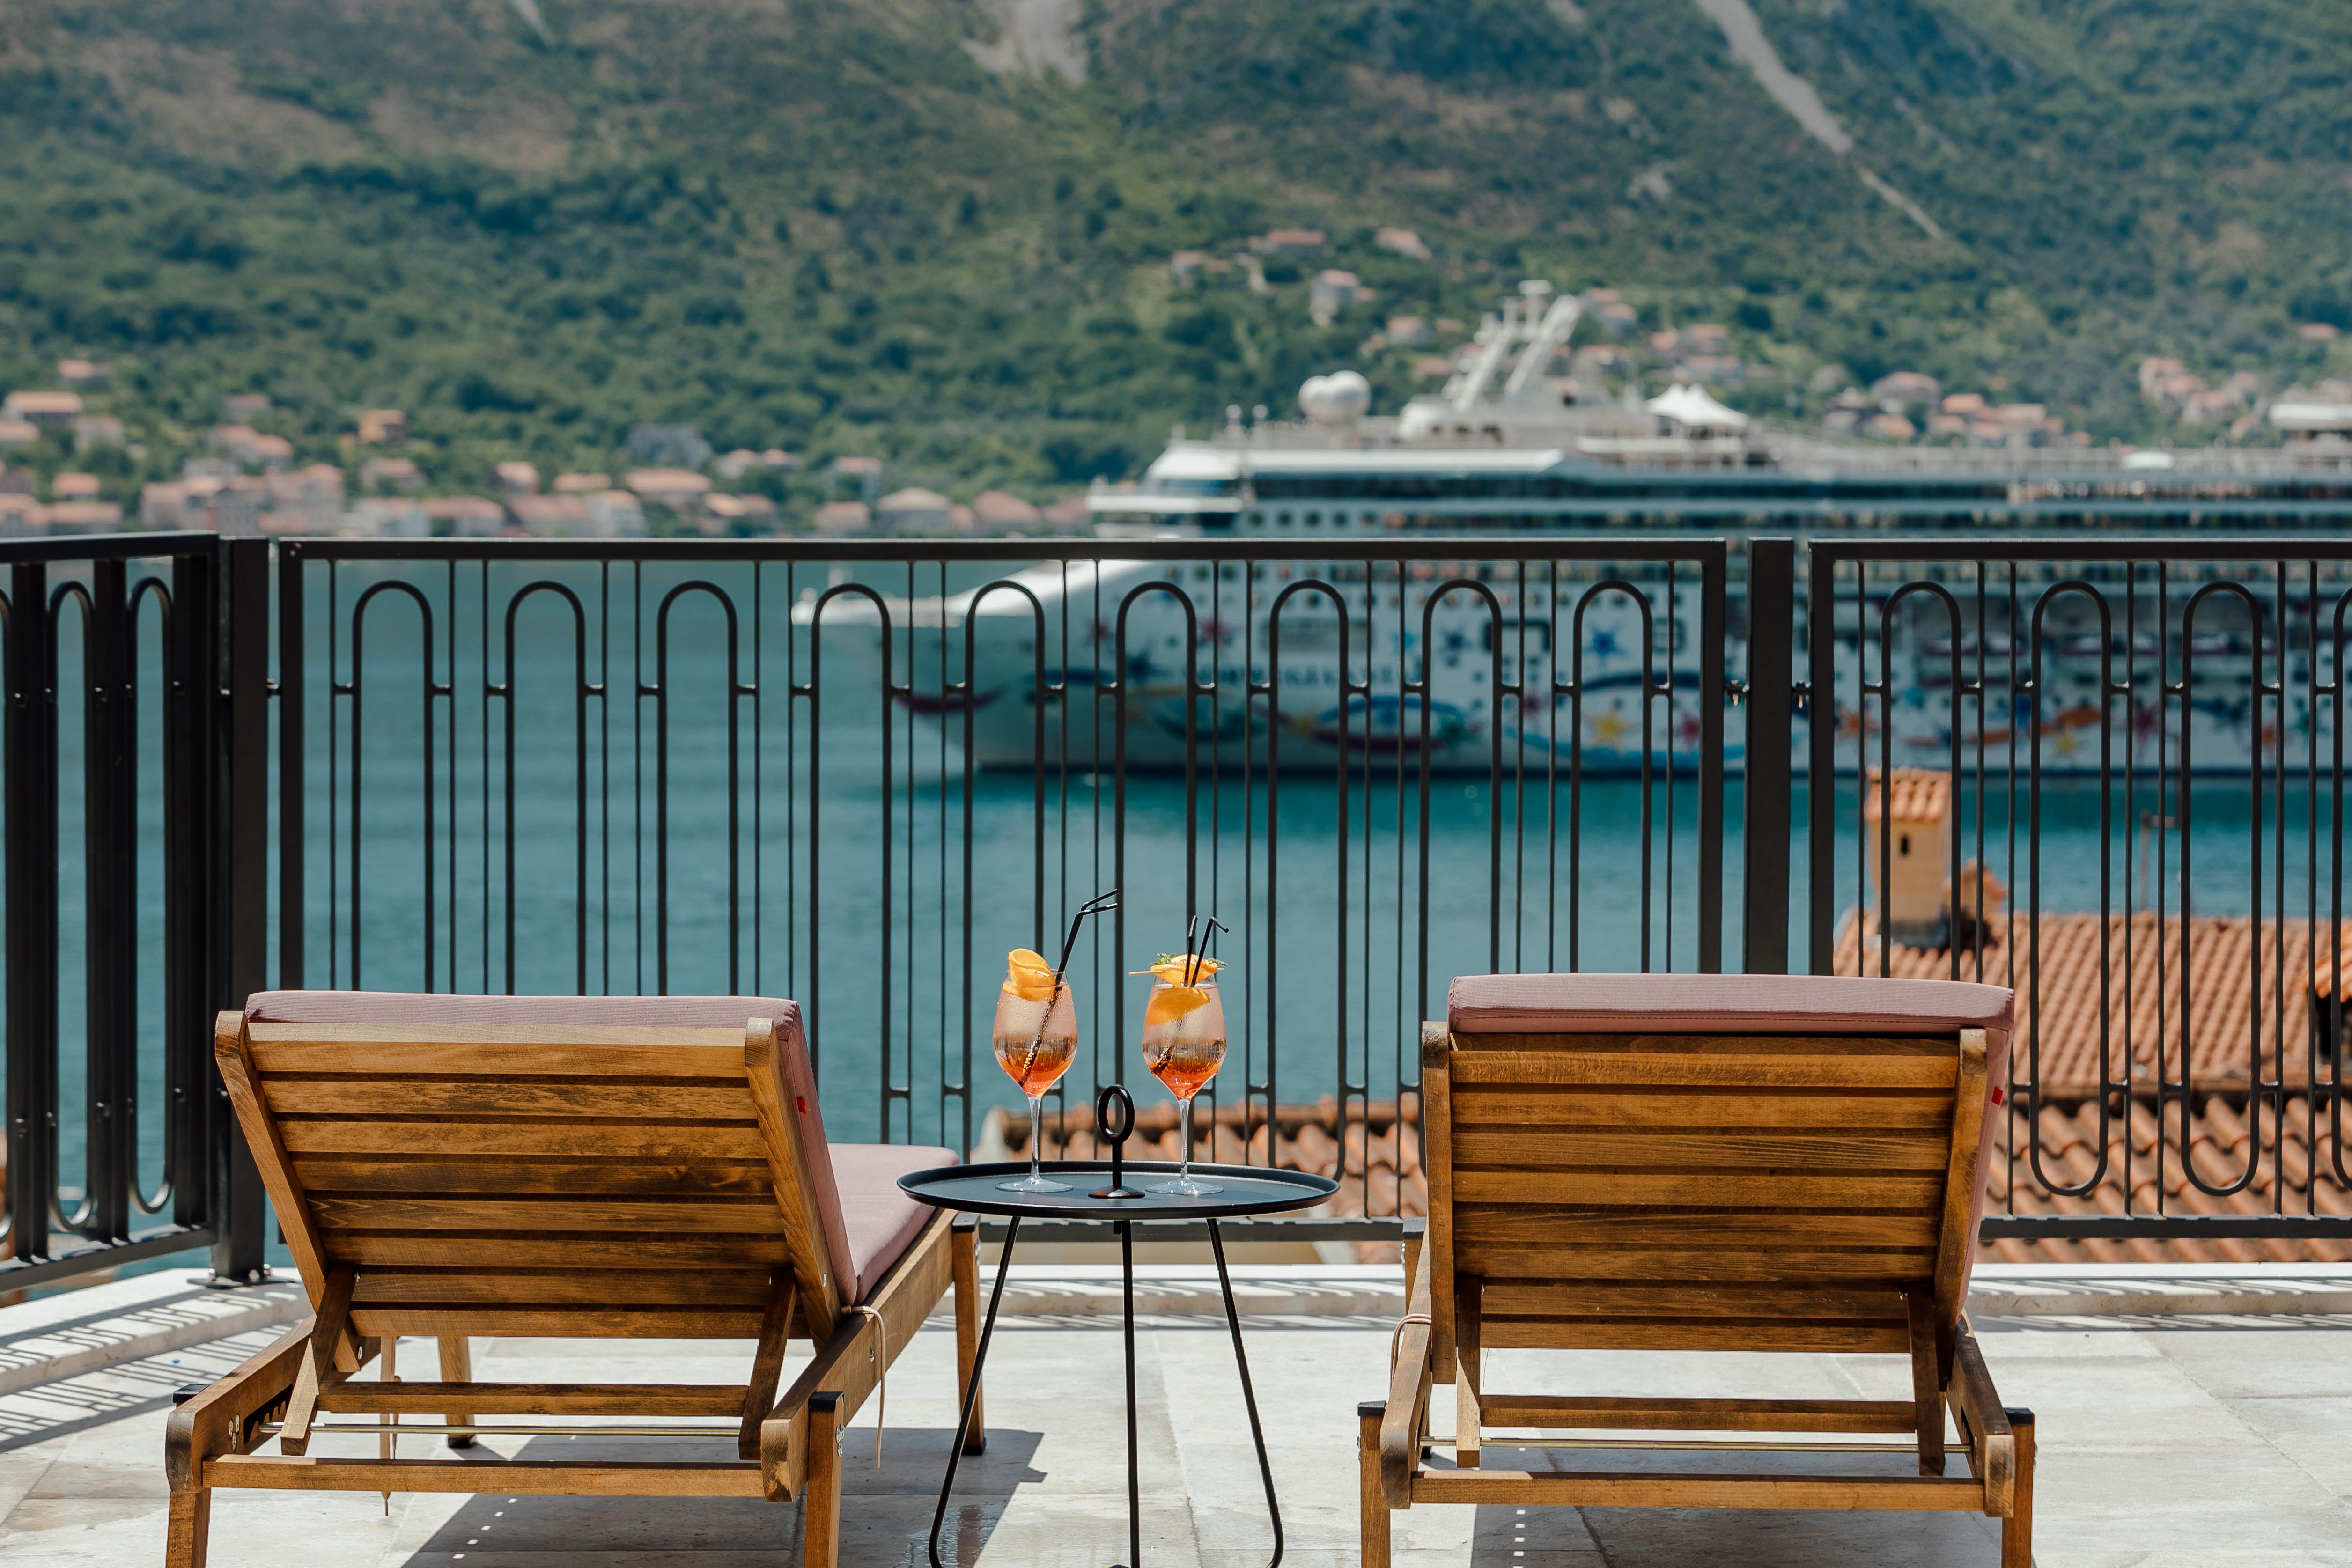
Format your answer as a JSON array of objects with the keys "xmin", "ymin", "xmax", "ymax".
[
  {"xmin": 1148, "ymin": 1174, "xmax": 1221, "ymax": 1197},
  {"xmin": 999, "ymin": 1173, "xmax": 1073, "ymax": 1193}
]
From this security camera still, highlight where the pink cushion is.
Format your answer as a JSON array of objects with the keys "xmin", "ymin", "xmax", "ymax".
[
  {"xmin": 1445, "ymin": 973, "xmax": 2014, "ymax": 1296},
  {"xmin": 246, "ymin": 990, "xmax": 793, "ymax": 1029},
  {"xmin": 1446, "ymin": 972, "xmax": 2012, "ymax": 1036},
  {"xmin": 243, "ymin": 991, "xmax": 879, "ymax": 1307},
  {"xmin": 832, "ymin": 1143, "xmax": 958, "ymax": 1299}
]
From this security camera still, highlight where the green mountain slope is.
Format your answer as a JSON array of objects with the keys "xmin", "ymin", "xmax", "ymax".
[{"xmin": 0, "ymin": 0, "xmax": 2346, "ymax": 501}]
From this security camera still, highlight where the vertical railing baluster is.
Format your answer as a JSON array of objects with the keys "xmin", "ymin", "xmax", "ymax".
[
  {"xmin": 5, "ymin": 560, "xmax": 57, "ymax": 1261},
  {"xmin": 84, "ymin": 561, "xmax": 134, "ymax": 1244}
]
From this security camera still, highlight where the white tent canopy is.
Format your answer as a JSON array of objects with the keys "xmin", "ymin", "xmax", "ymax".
[{"xmin": 1645, "ymin": 383, "xmax": 1752, "ymax": 432}]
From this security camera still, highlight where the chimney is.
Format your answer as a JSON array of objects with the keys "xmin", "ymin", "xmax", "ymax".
[
  {"xmin": 1863, "ymin": 768, "xmax": 1952, "ymax": 944},
  {"xmin": 1945, "ymin": 859, "xmax": 2008, "ymax": 952}
]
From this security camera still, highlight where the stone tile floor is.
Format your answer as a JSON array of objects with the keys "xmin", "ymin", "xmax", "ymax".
[{"xmin": 5, "ymin": 1296, "xmax": 2352, "ymax": 1567}]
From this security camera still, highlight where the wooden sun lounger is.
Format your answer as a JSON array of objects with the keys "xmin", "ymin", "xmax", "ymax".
[
  {"xmin": 1364, "ymin": 972, "xmax": 2033, "ymax": 1567},
  {"xmin": 166, "ymin": 992, "xmax": 979, "ymax": 1568}
]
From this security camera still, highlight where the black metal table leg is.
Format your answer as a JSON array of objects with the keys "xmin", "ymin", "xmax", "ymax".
[
  {"xmin": 1117, "ymin": 1215, "xmax": 1141, "ymax": 1568},
  {"xmin": 930, "ymin": 1215, "xmax": 1021, "ymax": 1568},
  {"xmin": 1207, "ymin": 1218, "xmax": 1284, "ymax": 1568}
]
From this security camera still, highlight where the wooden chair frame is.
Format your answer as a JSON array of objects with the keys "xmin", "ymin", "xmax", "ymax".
[
  {"xmin": 1363, "ymin": 1021, "xmax": 2034, "ymax": 1568},
  {"xmin": 166, "ymin": 1011, "xmax": 984, "ymax": 1568}
]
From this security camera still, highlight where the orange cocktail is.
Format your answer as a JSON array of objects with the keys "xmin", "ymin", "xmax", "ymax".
[
  {"xmin": 1137, "ymin": 954, "xmax": 1227, "ymax": 1196},
  {"xmin": 994, "ymin": 947, "xmax": 1078, "ymax": 1192}
]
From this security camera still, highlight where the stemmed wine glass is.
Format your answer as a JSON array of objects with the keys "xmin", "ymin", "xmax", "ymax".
[
  {"xmin": 1136, "ymin": 916, "xmax": 1229, "ymax": 1197},
  {"xmin": 993, "ymin": 891, "xmax": 1118, "ymax": 1193}
]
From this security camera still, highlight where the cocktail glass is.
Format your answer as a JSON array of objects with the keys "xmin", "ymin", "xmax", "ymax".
[
  {"xmin": 995, "ymin": 948, "xmax": 1079, "ymax": 1193},
  {"xmin": 1138, "ymin": 958, "xmax": 1227, "ymax": 1196}
]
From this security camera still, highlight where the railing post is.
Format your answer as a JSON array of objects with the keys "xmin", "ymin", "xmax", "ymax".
[
  {"xmin": 1805, "ymin": 544, "xmax": 1838, "ymax": 975},
  {"xmin": 5, "ymin": 561, "xmax": 59, "ymax": 1262},
  {"xmin": 278, "ymin": 542, "xmax": 304, "ymax": 990},
  {"xmin": 1697, "ymin": 545, "xmax": 1727, "ymax": 972},
  {"xmin": 1741, "ymin": 540, "xmax": 1795, "ymax": 974},
  {"xmin": 85, "ymin": 558, "xmax": 136, "ymax": 1243},
  {"xmin": 168, "ymin": 547, "xmax": 214, "ymax": 1238},
  {"xmin": 207, "ymin": 538, "xmax": 271, "ymax": 1285}
]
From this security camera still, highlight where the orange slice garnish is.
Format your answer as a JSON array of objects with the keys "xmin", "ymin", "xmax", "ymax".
[
  {"xmin": 1003, "ymin": 948, "xmax": 1058, "ymax": 1002},
  {"xmin": 1133, "ymin": 957, "xmax": 1225, "ymax": 986},
  {"xmin": 1145, "ymin": 985, "xmax": 1212, "ymax": 1026}
]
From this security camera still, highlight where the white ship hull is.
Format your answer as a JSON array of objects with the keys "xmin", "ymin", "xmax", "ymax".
[{"xmin": 794, "ymin": 560, "xmax": 2317, "ymax": 777}]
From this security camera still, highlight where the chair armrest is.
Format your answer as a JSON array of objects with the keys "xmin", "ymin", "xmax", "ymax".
[
  {"xmin": 1950, "ymin": 1315, "xmax": 2017, "ymax": 1515},
  {"xmin": 1377, "ymin": 1227, "xmax": 1436, "ymax": 1504},
  {"xmin": 164, "ymin": 1321, "xmax": 310, "ymax": 1489}
]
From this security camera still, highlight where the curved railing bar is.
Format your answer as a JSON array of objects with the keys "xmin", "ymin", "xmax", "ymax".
[
  {"xmin": 494, "ymin": 581, "xmax": 594, "ymax": 994},
  {"xmin": 2021, "ymin": 582, "xmax": 2116, "ymax": 1198},
  {"xmin": 797, "ymin": 582, "xmax": 894, "ymax": 1118},
  {"xmin": 344, "ymin": 579, "xmax": 441, "ymax": 991},
  {"xmin": 2169, "ymin": 579, "xmax": 2275, "ymax": 1199},
  {"xmin": 1568, "ymin": 580, "xmax": 1658, "ymax": 973}
]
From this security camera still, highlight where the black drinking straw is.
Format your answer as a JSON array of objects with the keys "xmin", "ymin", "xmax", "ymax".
[
  {"xmin": 1185, "ymin": 915, "xmax": 1229, "ymax": 987},
  {"xmin": 1056, "ymin": 889, "xmax": 1121, "ymax": 987},
  {"xmin": 1017, "ymin": 889, "xmax": 1119, "ymax": 1081}
]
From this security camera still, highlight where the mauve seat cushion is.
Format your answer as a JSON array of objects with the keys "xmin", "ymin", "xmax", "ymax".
[
  {"xmin": 241, "ymin": 991, "xmax": 940, "ymax": 1307},
  {"xmin": 832, "ymin": 1143, "xmax": 957, "ymax": 1299},
  {"xmin": 1446, "ymin": 971, "xmax": 2012, "ymax": 1036}
]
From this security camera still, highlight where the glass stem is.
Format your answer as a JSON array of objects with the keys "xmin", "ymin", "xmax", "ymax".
[
  {"xmin": 1178, "ymin": 1096, "xmax": 1194, "ymax": 1185},
  {"xmin": 1028, "ymin": 1095, "xmax": 1045, "ymax": 1185}
]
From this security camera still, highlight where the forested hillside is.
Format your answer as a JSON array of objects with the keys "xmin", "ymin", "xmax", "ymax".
[{"xmin": 0, "ymin": 0, "xmax": 2346, "ymax": 498}]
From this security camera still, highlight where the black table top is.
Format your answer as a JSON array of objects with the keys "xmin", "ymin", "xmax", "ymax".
[{"xmin": 899, "ymin": 1160, "xmax": 1337, "ymax": 1221}]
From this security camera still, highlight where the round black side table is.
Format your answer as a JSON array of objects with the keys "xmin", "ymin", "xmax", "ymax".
[{"xmin": 899, "ymin": 1159, "xmax": 1338, "ymax": 1568}]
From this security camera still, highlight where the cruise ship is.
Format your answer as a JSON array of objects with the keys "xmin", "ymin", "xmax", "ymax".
[
  {"xmin": 801, "ymin": 281, "xmax": 2352, "ymax": 776},
  {"xmin": 1084, "ymin": 279, "xmax": 2352, "ymax": 537}
]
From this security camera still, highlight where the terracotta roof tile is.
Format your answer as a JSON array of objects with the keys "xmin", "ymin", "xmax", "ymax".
[
  {"xmin": 1861, "ymin": 766, "xmax": 1951, "ymax": 824},
  {"xmin": 1837, "ymin": 909, "xmax": 2342, "ymax": 1095},
  {"xmin": 1986, "ymin": 1093, "xmax": 2351, "ymax": 1265}
]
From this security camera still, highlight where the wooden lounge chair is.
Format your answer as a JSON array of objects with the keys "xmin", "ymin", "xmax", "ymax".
[
  {"xmin": 1364, "ymin": 972, "xmax": 2032, "ymax": 1567},
  {"xmin": 166, "ymin": 992, "xmax": 980, "ymax": 1568}
]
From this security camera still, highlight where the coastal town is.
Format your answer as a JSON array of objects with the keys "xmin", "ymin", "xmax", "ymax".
[{"xmin": 6, "ymin": 236, "xmax": 2349, "ymax": 541}]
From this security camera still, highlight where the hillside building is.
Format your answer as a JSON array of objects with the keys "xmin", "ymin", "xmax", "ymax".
[
  {"xmin": 1255, "ymin": 228, "xmax": 1326, "ymax": 255},
  {"xmin": 876, "ymin": 486, "xmax": 953, "ymax": 530},
  {"xmin": 811, "ymin": 501, "xmax": 871, "ymax": 533},
  {"xmin": 360, "ymin": 457, "xmax": 425, "ymax": 493},
  {"xmin": 2, "ymin": 390, "xmax": 82, "ymax": 430},
  {"xmin": 625, "ymin": 467, "xmax": 712, "ymax": 509},
  {"xmin": 425, "ymin": 496, "xmax": 508, "ymax": 537},
  {"xmin": 73, "ymin": 415, "xmax": 126, "ymax": 449},
  {"xmin": 970, "ymin": 490, "xmax": 1039, "ymax": 528}
]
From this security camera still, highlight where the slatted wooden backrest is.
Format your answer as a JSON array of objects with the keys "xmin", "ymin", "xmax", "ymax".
[
  {"xmin": 214, "ymin": 1011, "xmax": 843, "ymax": 1346},
  {"xmin": 1424, "ymin": 1024, "xmax": 1988, "ymax": 1364}
]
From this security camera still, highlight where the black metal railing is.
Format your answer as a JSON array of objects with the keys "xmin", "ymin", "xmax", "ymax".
[
  {"xmin": 5, "ymin": 530, "xmax": 2346, "ymax": 1292},
  {"xmin": 1, "ymin": 533, "xmax": 269, "ymax": 1289},
  {"xmin": 1803, "ymin": 539, "xmax": 2352, "ymax": 1239},
  {"xmin": 272, "ymin": 537, "xmax": 1726, "ymax": 1219}
]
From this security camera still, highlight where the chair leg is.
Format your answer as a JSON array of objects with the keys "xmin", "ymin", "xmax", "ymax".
[
  {"xmin": 802, "ymin": 1390, "xmax": 842, "ymax": 1568},
  {"xmin": 1359, "ymin": 1401, "xmax": 1391, "ymax": 1568},
  {"xmin": 167, "ymin": 1488, "xmax": 211, "ymax": 1568},
  {"xmin": 1906, "ymin": 1291, "xmax": 1946, "ymax": 1475},
  {"xmin": 1453, "ymin": 1276, "xmax": 1481, "ymax": 1470},
  {"xmin": 2002, "ymin": 1408, "xmax": 2035, "ymax": 1568},
  {"xmin": 950, "ymin": 1217, "xmax": 986, "ymax": 1455},
  {"xmin": 438, "ymin": 1336, "xmax": 475, "ymax": 1450}
]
